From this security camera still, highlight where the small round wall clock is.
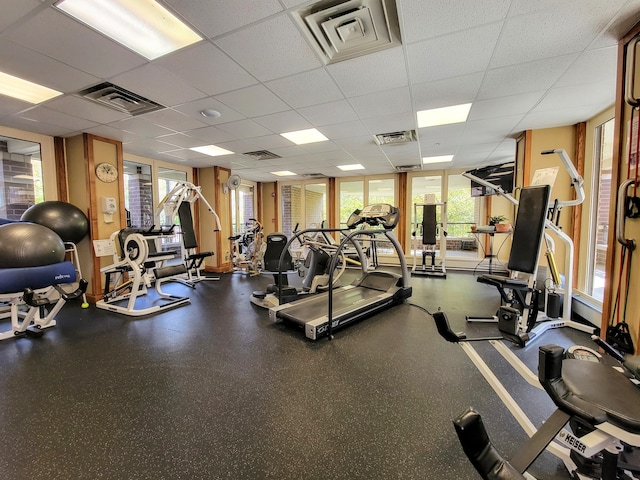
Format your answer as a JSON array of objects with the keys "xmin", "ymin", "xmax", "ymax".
[{"xmin": 95, "ymin": 162, "xmax": 118, "ymax": 183}]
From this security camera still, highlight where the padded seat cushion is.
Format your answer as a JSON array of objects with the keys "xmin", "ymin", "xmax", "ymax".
[
  {"xmin": 477, "ymin": 274, "xmax": 528, "ymax": 289},
  {"xmin": 550, "ymin": 359, "xmax": 640, "ymax": 433},
  {"xmin": 0, "ymin": 261, "xmax": 77, "ymax": 294}
]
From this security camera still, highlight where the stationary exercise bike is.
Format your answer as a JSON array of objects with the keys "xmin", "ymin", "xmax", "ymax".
[{"xmin": 453, "ymin": 336, "xmax": 640, "ymax": 479}]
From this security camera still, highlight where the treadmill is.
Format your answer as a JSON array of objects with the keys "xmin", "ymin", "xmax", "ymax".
[{"xmin": 269, "ymin": 204, "xmax": 412, "ymax": 340}]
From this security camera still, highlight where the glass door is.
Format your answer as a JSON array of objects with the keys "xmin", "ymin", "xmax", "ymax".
[{"xmin": 280, "ymin": 181, "xmax": 328, "ymax": 239}]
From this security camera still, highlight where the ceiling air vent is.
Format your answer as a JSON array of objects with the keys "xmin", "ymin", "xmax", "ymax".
[
  {"xmin": 302, "ymin": 173, "xmax": 327, "ymax": 178},
  {"xmin": 373, "ymin": 129, "xmax": 417, "ymax": 146},
  {"xmin": 242, "ymin": 150, "xmax": 282, "ymax": 161},
  {"xmin": 292, "ymin": 0, "xmax": 401, "ymax": 64},
  {"xmin": 395, "ymin": 165, "xmax": 421, "ymax": 172},
  {"xmin": 76, "ymin": 82, "xmax": 165, "ymax": 116}
]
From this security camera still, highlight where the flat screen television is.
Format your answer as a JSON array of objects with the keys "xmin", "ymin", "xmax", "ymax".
[{"xmin": 467, "ymin": 162, "xmax": 515, "ymax": 197}]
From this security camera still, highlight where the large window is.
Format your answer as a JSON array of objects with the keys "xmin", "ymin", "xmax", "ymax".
[
  {"xmin": 280, "ymin": 181, "xmax": 328, "ymax": 239},
  {"xmin": 157, "ymin": 167, "xmax": 188, "ymax": 253},
  {"xmin": 231, "ymin": 182, "xmax": 256, "ymax": 234},
  {"xmin": 123, "ymin": 160, "xmax": 153, "ymax": 228},
  {"xmin": 0, "ymin": 136, "xmax": 44, "ymax": 220},
  {"xmin": 586, "ymin": 118, "xmax": 614, "ymax": 301}
]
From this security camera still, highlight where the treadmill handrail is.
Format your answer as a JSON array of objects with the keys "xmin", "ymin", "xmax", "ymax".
[
  {"xmin": 326, "ymin": 227, "xmax": 410, "ymax": 338},
  {"xmin": 276, "ymin": 227, "xmax": 368, "ymax": 303}
]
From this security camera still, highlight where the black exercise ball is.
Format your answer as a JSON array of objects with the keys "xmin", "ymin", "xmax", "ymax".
[
  {"xmin": 0, "ymin": 222, "xmax": 66, "ymax": 268},
  {"xmin": 21, "ymin": 201, "xmax": 89, "ymax": 244}
]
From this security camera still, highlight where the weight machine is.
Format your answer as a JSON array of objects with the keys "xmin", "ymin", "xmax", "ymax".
[
  {"xmin": 156, "ymin": 181, "xmax": 221, "ymax": 282},
  {"xmin": 411, "ymin": 202, "xmax": 447, "ymax": 278},
  {"xmin": 463, "ymin": 149, "xmax": 596, "ymax": 345}
]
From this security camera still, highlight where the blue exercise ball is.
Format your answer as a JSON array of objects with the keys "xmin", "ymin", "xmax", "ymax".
[
  {"xmin": 21, "ymin": 201, "xmax": 89, "ymax": 244},
  {"xmin": 0, "ymin": 222, "xmax": 66, "ymax": 268}
]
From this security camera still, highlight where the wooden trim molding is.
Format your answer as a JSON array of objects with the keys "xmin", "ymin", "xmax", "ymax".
[
  {"xmin": 572, "ymin": 122, "xmax": 586, "ymax": 288},
  {"xmin": 54, "ymin": 136, "xmax": 68, "ymax": 202}
]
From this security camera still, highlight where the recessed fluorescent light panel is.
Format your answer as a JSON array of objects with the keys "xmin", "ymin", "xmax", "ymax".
[
  {"xmin": 280, "ymin": 128, "xmax": 328, "ymax": 145},
  {"xmin": 271, "ymin": 171, "xmax": 297, "ymax": 176},
  {"xmin": 422, "ymin": 155, "xmax": 454, "ymax": 164},
  {"xmin": 55, "ymin": 0, "xmax": 202, "ymax": 60},
  {"xmin": 0, "ymin": 71, "xmax": 62, "ymax": 103},
  {"xmin": 190, "ymin": 145, "xmax": 234, "ymax": 157},
  {"xmin": 337, "ymin": 164, "xmax": 365, "ymax": 171},
  {"xmin": 417, "ymin": 103, "xmax": 472, "ymax": 128}
]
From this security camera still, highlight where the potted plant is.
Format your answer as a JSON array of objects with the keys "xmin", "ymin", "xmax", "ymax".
[{"xmin": 489, "ymin": 215, "xmax": 511, "ymax": 232}]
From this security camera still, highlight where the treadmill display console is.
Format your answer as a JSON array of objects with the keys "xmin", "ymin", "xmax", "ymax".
[{"xmin": 346, "ymin": 204, "xmax": 399, "ymax": 230}]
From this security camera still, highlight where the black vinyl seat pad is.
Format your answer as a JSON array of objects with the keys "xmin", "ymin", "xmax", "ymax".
[{"xmin": 549, "ymin": 359, "xmax": 640, "ymax": 434}]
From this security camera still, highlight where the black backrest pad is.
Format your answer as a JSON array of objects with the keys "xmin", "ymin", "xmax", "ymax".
[
  {"xmin": 264, "ymin": 233, "xmax": 293, "ymax": 271},
  {"xmin": 178, "ymin": 202, "xmax": 198, "ymax": 250},
  {"xmin": 508, "ymin": 185, "xmax": 550, "ymax": 273},
  {"xmin": 422, "ymin": 204, "xmax": 437, "ymax": 245}
]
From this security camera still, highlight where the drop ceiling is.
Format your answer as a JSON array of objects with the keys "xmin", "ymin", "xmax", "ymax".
[{"xmin": 0, "ymin": 0, "xmax": 638, "ymax": 182}]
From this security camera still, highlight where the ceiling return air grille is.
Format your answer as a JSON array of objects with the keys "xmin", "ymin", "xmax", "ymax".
[
  {"xmin": 292, "ymin": 0, "xmax": 401, "ymax": 64},
  {"xmin": 76, "ymin": 82, "xmax": 165, "ymax": 116},
  {"xmin": 373, "ymin": 129, "xmax": 416, "ymax": 146},
  {"xmin": 395, "ymin": 165, "xmax": 421, "ymax": 172},
  {"xmin": 242, "ymin": 150, "xmax": 282, "ymax": 161}
]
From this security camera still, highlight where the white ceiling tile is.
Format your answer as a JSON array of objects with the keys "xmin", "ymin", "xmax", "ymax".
[
  {"xmin": 253, "ymin": 111, "xmax": 311, "ymax": 134},
  {"xmin": 412, "ymin": 72, "xmax": 484, "ymax": 111},
  {"xmin": 172, "ymin": 98, "xmax": 245, "ymax": 125},
  {"xmin": 0, "ymin": 94, "xmax": 32, "ymax": 117},
  {"xmin": 298, "ymin": 100, "xmax": 359, "ymax": 126},
  {"xmin": 399, "ymin": 0, "xmax": 511, "ymax": 43},
  {"xmin": 265, "ymin": 68, "xmax": 344, "ymax": 108},
  {"xmin": 142, "ymin": 109, "xmax": 208, "ymax": 132},
  {"xmin": 555, "ymin": 47, "xmax": 617, "ymax": 88},
  {"xmin": 0, "ymin": 115, "xmax": 76, "ymax": 137},
  {"xmin": 4, "ymin": 9, "xmax": 146, "ymax": 78},
  {"xmin": 216, "ymin": 119, "xmax": 274, "ymax": 138},
  {"xmin": 247, "ymin": 134, "xmax": 293, "ymax": 149},
  {"xmin": 317, "ymin": 121, "xmax": 370, "ymax": 139},
  {"xmin": 407, "ymin": 23, "xmax": 501, "ymax": 84},
  {"xmin": 491, "ymin": 10, "xmax": 606, "ymax": 68},
  {"xmin": 361, "ymin": 112, "xmax": 416, "ymax": 134},
  {"xmin": 188, "ymin": 125, "xmax": 237, "ymax": 144},
  {"xmin": 45, "ymin": 95, "xmax": 130, "ymax": 124},
  {"xmin": 328, "ymin": 47, "xmax": 408, "ymax": 97},
  {"xmin": 155, "ymin": 42, "xmax": 257, "ymax": 96},
  {"xmin": 214, "ymin": 84, "xmax": 290, "ymax": 117},
  {"xmin": 478, "ymin": 54, "xmax": 578, "ymax": 100},
  {"xmin": 534, "ymin": 84, "xmax": 613, "ymax": 114},
  {"xmin": 112, "ymin": 117, "xmax": 176, "ymax": 138},
  {"xmin": 18, "ymin": 106, "xmax": 99, "ymax": 131},
  {"xmin": 163, "ymin": 0, "xmax": 283, "ymax": 38},
  {"xmin": 349, "ymin": 87, "xmax": 412, "ymax": 119},
  {"xmin": 109, "ymin": 64, "xmax": 207, "ymax": 107},
  {"xmin": 467, "ymin": 92, "xmax": 545, "ymax": 121},
  {"xmin": 215, "ymin": 14, "xmax": 321, "ymax": 81},
  {"xmin": 155, "ymin": 133, "xmax": 204, "ymax": 149},
  {"xmin": 216, "ymin": 140, "xmax": 260, "ymax": 154},
  {"xmin": 0, "ymin": 38, "xmax": 99, "ymax": 92},
  {"xmin": 0, "ymin": 0, "xmax": 40, "ymax": 32}
]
